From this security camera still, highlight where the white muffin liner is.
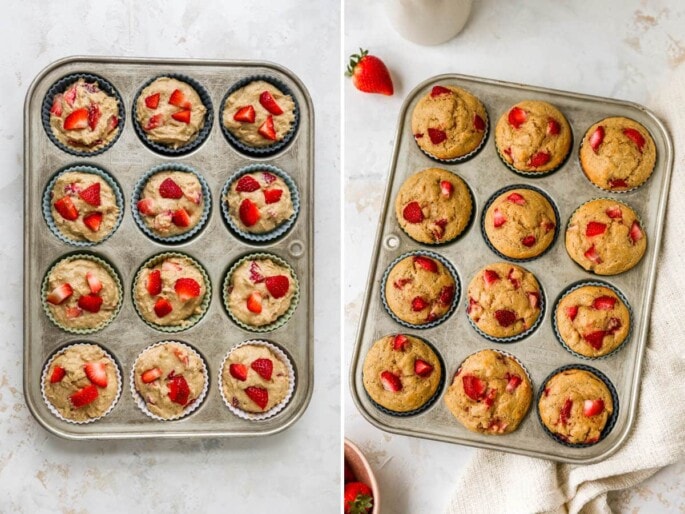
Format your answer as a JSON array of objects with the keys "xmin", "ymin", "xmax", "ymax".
[
  {"xmin": 40, "ymin": 342, "xmax": 123, "ymax": 425},
  {"xmin": 129, "ymin": 340, "xmax": 209, "ymax": 422},
  {"xmin": 218, "ymin": 340, "xmax": 296, "ymax": 421}
]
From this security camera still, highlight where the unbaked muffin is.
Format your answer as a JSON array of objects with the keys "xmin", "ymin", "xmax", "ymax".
[
  {"xmin": 444, "ymin": 349, "xmax": 532, "ymax": 434},
  {"xmin": 395, "ymin": 168, "xmax": 472, "ymax": 244},
  {"xmin": 565, "ymin": 199, "xmax": 646, "ymax": 275},
  {"xmin": 580, "ymin": 117, "xmax": 656, "ymax": 191},
  {"xmin": 362, "ymin": 334, "xmax": 442, "ymax": 413}
]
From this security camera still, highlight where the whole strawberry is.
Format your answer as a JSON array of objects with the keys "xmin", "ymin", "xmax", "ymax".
[
  {"xmin": 346, "ymin": 48, "xmax": 394, "ymax": 96},
  {"xmin": 344, "ymin": 481, "xmax": 374, "ymax": 514}
]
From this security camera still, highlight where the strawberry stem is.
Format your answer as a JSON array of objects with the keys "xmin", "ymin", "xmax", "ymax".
[{"xmin": 345, "ymin": 48, "xmax": 369, "ymax": 77}]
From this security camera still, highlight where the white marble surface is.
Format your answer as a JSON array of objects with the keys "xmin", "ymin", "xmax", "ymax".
[
  {"xmin": 344, "ymin": 1, "xmax": 685, "ymax": 512},
  {"xmin": 0, "ymin": 1, "xmax": 340, "ymax": 512}
]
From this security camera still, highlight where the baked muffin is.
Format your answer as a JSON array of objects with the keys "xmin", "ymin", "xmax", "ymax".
[
  {"xmin": 495, "ymin": 100, "xmax": 572, "ymax": 174},
  {"xmin": 221, "ymin": 343, "xmax": 292, "ymax": 415},
  {"xmin": 132, "ymin": 342, "xmax": 207, "ymax": 420},
  {"xmin": 565, "ymin": 199, "xmax": 646, "ymax": 275},
  {"xmin": 580, "ymin": 117, "xmax": 656, "ymax": 191},
  {"xmin": 395, "ymin": 168, "xmax": 472, "ymax": 244},
  {"xmin": 223, "ymin": 80, "xmax": 296, "ymax": 149},
  {"xmin": 43, "ymin": 255, "xmax": 121, "ymax": 332},
  {"xmin": 483, "ymin": 188, "xmax": 557, "ymax": 259},
  {"xmin": 467, "ymin": 263, "xmax": 542, "ymax": 340},
  {"xmin": 225, "ymin": 256, "xmax": 297, "ymax": 329},
  {"xmin": 47, "ymin": 78, "xmax": 121, "ymax": 153},
  {"xmin": 48, "ymin": 169, "xmax": 121, "ymax": 243},
  {"xmin": 42, "ymin": 344, "xmax": 120, "ymax": 422},
  {"xmin": 135, "ymin": 77, "xmax": 208, "ymax": 149},
  {"xmin": 384, "ymin": 254, "xmax": 456, "ymax": 326},
  {"xmin": 133, "ymin": 254, "xmax": 208, "ymax": 329},
  {"xmin": 555, "ymin": 285, "xmax": 630, "ymax": 358},
  {"xmin": 538, "ymin": 368, "xmax": 614, "ymax": 444},
  {"xmin": 411, "ymin": 85, "xmax": 487, "ymax": 161},
  {"xmin": 362, "ymin": 334, "xmax": 442, "ymax": 413},
  {"xmin": 444, "ymin": 349, "xmax": 532, "ymax": 434},
  {"xmin": 135, "ymin": 169, "xmax": 206, "ymax": 239}
]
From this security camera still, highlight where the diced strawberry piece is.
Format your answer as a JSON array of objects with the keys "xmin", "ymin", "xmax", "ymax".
[
  {"xmin": 493, "ymin": 208, "xmax": 506, "ymax": 228},
  {"xmin": 427, "ymin": 128, "xmax": 447, "ymax": 145},
  {"xmin": 63, "ymin": 108, "xmax": 89, "ymax": 130},
  {"xmin": 262, "ymin": 172, "xmax": 277, "ymax": 184},
  {"xmin": 234, "ymin": 105, "xmax": 256, "ymax": 123},
  {"xmin": 246, "ymin": 292, "xmax": 262, "ymax": 313},
  {"xmin": 54, "ymin": 196, "xmax": 79, "ymax": 221},
  {"xmin": 547, "ymin": 118, "xmax": 561, "ymax": 135},
  {"xmin": 107, "ymin": 115, "xmax": 119, "ymax": 131},
  {"xmin": 629, "ymin": 220, "xmax": 643, "ymax": 244},
  {"xmin": 543, "ymin": 220, "xmax": 556, "ymax": 233},
  {"xmin": 249, "ymin": 261, "xmax": 265, "ymax": 284},
  {"xmin": 593, "ymin": 295, "xmax": 616, "ymax": 310},
  {"xmin": 503, "ymin": 147, "xmax": 512, "ymax": 157},
  {"xmin": 393, "ymin": 334, "xmax": 408, "ymax": 351},
  {"xmin": 508, "ymin": 268, "xmax": 521, "ymax": 289},
  {"xmin": 162, "ymin": 260, "xmax": 182, "ymax": 272},
  {"xmin": 66, "ymin": 306, "xmax": 82, "ymax": 319},
  {"xmin": 78, "ymin": 294, "xmax": 103, "ymax": 313},
  {"xmin": 505, "ymin": 374, "xmax": 522, "ymax": 393},
  {"xmin": 609, "ymin": 178, "xmax": 629, "ymax": 189},
  {"xmin": 153, "ymin": 297, "xmax": 173, "ymax": 317},
  {"xmin": 584, "ymin": 331, "xmax": 607, "ymax": 349},
  {"xmin": 430, "ymin": 85, "xmax": 452, "ymax": 97},
  {"xmin": 86, "ymin": 271, "xmax": 102, "ymax": 294},
  {"xmin": 145, "ymin": 113, "xmax": 164, "ymax": 131},
  {"xmin": 87, "ymin": 103, "xmax": 101, "ymax": 130},
  {"xmin": 146, "ymin": 270, "xmax": 162, "ymax": 296},
  {"xmin": 263, "ymin": 188, "xmax": 283, "ymax": 204},
  {"xmin": 586, "ymin": 221, "xmax": 606, "ymax": 237},
  {"xmin": 413, "ymin": 256, "xmax": 438, "ymax": 273},
  {"xmin": 414, "ymin": 133, "xmax": 424, "ymax": 139},
  {"xmin": 589, "ymin": 126, "xmax": 604, "ymax": 153},
  {"xmin": 411, "ymin": 296, "xmax": 428, "ymax": 311},
  {"xmin": 393, "ymin": 277, "xmax": 412, "ymax": 289},
  {"xmin": 473, "ymin": 114, "xmax": 486, "ymax": 131},
  {"xmin": 159, "ymin": 178, "xmax": 183, "ymax": 199},
  {"xmin": 566, "ymin": 305, "xmax": 579, "ymax": 321},
  {"xmin": 145, "ymin": 93, "xmax": 160, "ymax": 109},
  {"xmin": 141, "ymin": 367, "xmax": 162, "ymax": 384},
  {"xmin": 64, "ymin": 86, "xmax": 77, "ymax": 106},
  {"xmin": 605, "ymin": 205, "xmax": 622, "ymax": 219},
  {"xmin": 623, "ymin": 128, "xmax": 646, "ymax": 152},
  {"xmin": 173, "ymin": 347, "xmax": 189, "ymax": 366},
  {"xmin": 245, "ymin": 386, "xmax": 269, "ymax": 409},
  {"xmin": 46, "ymin": 283, "xmax": 73, "ymax": 305},
  {"xmin": 171, "ymin": 208, "xmax": 190, "ymax": 228},
  {"xmin": 265, "ymin": 275, "xmax": 290, "ymax": 298},
  {"xmin": 584, "ymin": 245, "xmax": 602, "ymax": 264},
  {"xmin": 50, "ymin": 366, "xmax": 66, "ymax": 383},
  {"xmin": 528, "ymin": 151, "xmax": 551, "ymax": 168},
  {"xmin": 229, "ymin": 363, "xmax": 248, "ymax": 382},
  {"xmin": 583, "ymin": 398, "xmax": 605, "ymax": 417},
  {"xmin": 78, "ymin": 183, "xmax": 101, "ymax": 207},
  {"xmin": 236, "ymin": 175, "xmax": 261, "ymax": 192},
  {"xmin": 168, "ymin": 89, "xmax": 190, "ymax": 108},
  {"xmin": 495, "ymin": 309, "xmax": 517, "ymax": 327},
  {"xmin": 251, "ymin": 358, "xmax": 273, "ymax": 380},
  {"xmin": 137, "ymin": 198, "xmax": 155, "ymax": 215},
  {"xmin": 402, "ymin": 201, "xmax": 424, "ymax": 223},
  {"xmin": 506, "ymin": 192, "xmax": 526, "ymax": 205},
  {"xmin": 167, "ymin": 375, "xmax": 190, "ymax": 405},
  {"xmin": 259, "ymin": 91, "xmax": 284, "ymax": 115},
  {"xmin": 483, "ymin": 269, "xmax": 500, "ymax": 286},
  {"xmin": 83, "ymin": 212, "xmax": 103, "ymax": 232},
  {"xmin": 439, "ymin": 285, "xmax": 455, "ymax": 306},
  {"xmin": 559, "ymin": 398, "xmax": 573, "ymax": 425},
  {"xmin": 528, "ymin": 291, "xmax": 540, "ymax": 309},
  {"xmin": 70, "ymin": 384, "xmax": 99, "ymax": 408},
  {"xmin": 175, "ymin": 277, "xmax": 201, "ymax": 300},
  {"xmin": 239, "ymin": 198, "xmax": 261, "ymax": 227},
  {"xmin": 258, "ymin": 115, "xmax": 277, "ymax": 140},
  {"xmin": 521, "ymin": 235, "xmax": 536, "ymax": 247},
  {"xmin": 50, "ymin": 94, "xmax": 63, "ymax": 116},
  {"xmin": 380, "ymin": 371, "xmax": 402, "ymax": 392},
  {"xmin": 84, "ymin": 362, "xmax": 108, "ymax": 387},
  {"xmin": 484, "ymin": 388, "xmax": 498, "ymax": 407},
  {"xmin": 440, "ymin": 180, "xmax": 453, "ymax": 198},
  {"xmin": 508, "ymin": 107, "xmax": 527, "ymax": 128},
  {"xmin": 462, "ymin": 375, "xmax": 486, "ymax": 401},
  {"xmin": 433, "ymin": 218, "xmax": 448, "ymax": 241},
  {"xmin": 171, "ymin": 109, "xmax": 191, "ymax": 124}
]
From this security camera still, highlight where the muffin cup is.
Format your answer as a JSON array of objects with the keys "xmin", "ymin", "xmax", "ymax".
[
  {"xmin": 494, "ymin": 129, "xmax": 572, "ymax": 178},
  {"xmin": 536, "ymin": 364, "xmax": 620, "ymax": 447},
  {"xmin": 220, "ymin": 75, "xmax": 300, "ymax": 157},
  {"xmin": 41, "ymin": 72, "xmax": 126, "ymax": 157},
  {"xmin": 381, "ymin": 250, "xmax": 461, "ymax": 330},
  {"xmin": 222, "ymin": 252, "xmax": 300, "ymax": 333},
  {"xmin": 415, "ymin": 106, "xmax": 489, "ymax": 164},
  {"xmin": 552, "ymin": 280, "xmax": 633, "ymax": 360},
  {"xmin": 129, "ymin": 340, "xmax": 209, "ymax": 422},
  {"xmin": 41, "ymin": 253, "xmax": 123, "ymax": 335},
  {"xmin": 131, "ymin": 163, "xmax": 212, "ymax": 244},
  {"xmin": 480, "ymin": 184, "xmax": 561, "ymax": 262},
  {"xmin": 40, "ymin": 342, "xmax": 123, "ymax": 424},
  {"xmin": 42, "ymin": 164, "xmax": 125, "ymax": 247},
  {"xmin": 132, "ymin": 73, "xmax": 214, "ymax": 157},
  {"xmin": 221, "ymin": 163, "xmax": 300, "ymax": 243},
  {"xmin": 131, "ymin": 252, "xmax": 212, "ymax": 333},
  {"xmin": 218, "ymin": 339, "xmax": 296, "ymax": 421}
]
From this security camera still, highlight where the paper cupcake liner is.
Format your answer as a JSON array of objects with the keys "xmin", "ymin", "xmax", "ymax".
[
  {"xmin": 364, "ymin": 335, "xmax": 446, "ymax": 418},
  {"xmin": 220, "ymin": 74, "xmax": 300, "ymax": 157},
  {"xmin": 221, "ymin": 163, "xmax": 301, "ymax": 243},
  {"xmin": 41, "ymin": 72, "xmax": 125, "ymax": 157},
  {"xmin": 131, "ymin": 73, "xmax": 214, "ymax": 157},
  {"xmin": 494, "ymin": 129, "xmax": 572, "ymax": 178},
  {"xmin": 480, "ymin": 184, "xmax": 561, "ymax": 263},
  {"xmin": 131, "ymin": 252, "xmax": 212, "ymax": 333},
  {"xmin": 41, "ymin": 253, "xmax": 123, "ymax": 335},
  {"xmin": 222, "ymin": 252, "xmax": 300, "ymax": 333},
  {"xmin": 218, "ymin": 340, "xmax": 296, "ymax": 421},
  {"xmin": 131, "ymin": 163, "xmax": 212, "ymax": 244},
  {"xmin": 381, "ymin": 250, "xmax": 461, "ymax": 330},
  {"xmin": 41, "ymin": 342, "xmax": 123, "ymax": 424},
  {"xmin": 42, "ymin": 164, "xmax": 125, "ymax": 247},
  {"xmin": 536, "ymin": 364, "xmax": 620, "ymax": 448},
  {"xmin": 552, "ymin": 280, "xmax": 633, "ymax": 361},
  {"xmin": 129, "ymin": 340, "xmax": 209, "ymax": 422}
]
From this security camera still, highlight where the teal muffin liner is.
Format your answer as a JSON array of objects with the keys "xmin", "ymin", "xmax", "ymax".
[
  {"xmin": 480, "ymin": 184, "xmax": 560, "ymax": 262},
  {"xmin": 41, "ymin": 253, "xmax": 123, "ymax": 335},
  {"xmin": 536, "ymin": 364, "xmax": 619, "ymax": 447},
  {"xmin": 222, "ymin": 252, "xmax": 300, "ymax": 333},
  {"xmin": 41, "ymin": 72, "xmax": 125, "ymax": 157},
  {"xmin": 131, "ymin": 252, "xmax": 212, "ymax": 333},
  {"xmin": 42, "ymin": 164, "xmax": 125, "ymax": 247},
  {"xmin": 221, "ymin": 163, "xmax": 300, "ymax": 243},
  {"xmin": 131, "ymin": 163, "xmax": 211, "ymax": 244},
  {"xmin": 381, "ymin": 250, "xmax": 461, "ymax": 330},
  {"xmin": 220, "ymin": 75, "xmax": 300, "ymax": 157},
  {"xmin": 132, "ymin": 73, "xmax": 214, "ymax": 156},
  {"xmin": 552, "ymin": 280, "xmax": 633, "ymax": 360}
]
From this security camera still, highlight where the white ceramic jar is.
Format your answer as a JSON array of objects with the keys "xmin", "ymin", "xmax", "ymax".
[{"xmin": 385, "ymin": 0, "xmax": 473, "ymax": 46}]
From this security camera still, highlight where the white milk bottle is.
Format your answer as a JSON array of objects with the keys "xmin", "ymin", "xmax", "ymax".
[{"xmin": 385, "ymin": 0, "xmax": 473, "ymax": 46}]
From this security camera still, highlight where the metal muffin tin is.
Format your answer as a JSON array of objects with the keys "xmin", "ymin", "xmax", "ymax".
[
  {"xmin": 24, "ymin": 56, "xmax": 314, "ymax": 439},
  {"xmin": 350, "ymin": 73, "xmax": 673, "ymax": 464}
]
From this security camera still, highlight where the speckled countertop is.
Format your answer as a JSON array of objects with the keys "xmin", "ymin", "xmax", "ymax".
[
  {"xmin": 344, "ymin": 0, "xmax": 685, "ymax": 512},
  {"xmin": 1, "ymin": 0, "xmax": 340, "ymax": 512}
]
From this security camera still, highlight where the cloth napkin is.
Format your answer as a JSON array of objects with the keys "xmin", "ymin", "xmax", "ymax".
[{"xmin": 446, "ymin": 68, "xmax": 685, "ymax": 514}]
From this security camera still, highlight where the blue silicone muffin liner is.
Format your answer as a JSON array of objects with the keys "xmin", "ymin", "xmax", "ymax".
[
  {"xmin": 132, "ymin": 73, "xmax": 214, "ymax": 157},
  {"xmin": 221, "ymin": 163, "xmax": 300, "ymax": 244},
  {"xmin": 220, "ymin": 75, "xmax": 300, "ymax": 157},
  {"xmin": 131, "ymin": 163, "xmax": 211, "ymax": 244},
  {"xmin": 536, "ymin": 364, "xmax": 619, "ymax": 448},
  {"xmin": 381, "ymin": 250, "xmax": 461, "ymax": 330},
  {"xmin": 41, "ymin": 72, "xmax": 125, "ymax": 157},
  {"xmin": 42, "ymin": 164, "xmax": 124, "ymax": 247},
  {"xmin": 552, "ymin": 280, "xmax": 633, "ymax": 360},
  {"xmin": 480, "ymin": 184, "xmax": 561, "ymax": 263}
]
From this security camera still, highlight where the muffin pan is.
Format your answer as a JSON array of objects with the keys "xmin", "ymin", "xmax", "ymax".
[
  {"xmin": 24, "ymin": 56, "xmax": 313, "ymax": 439},
  {"xmin": 349, "ymin": 73, "xmax": 673, "ymax": 464}
]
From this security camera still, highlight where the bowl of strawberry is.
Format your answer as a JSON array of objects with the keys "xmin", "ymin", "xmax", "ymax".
[{"xmin": 344, "ymin": 438, "xmax": 378, "ymax": 513}]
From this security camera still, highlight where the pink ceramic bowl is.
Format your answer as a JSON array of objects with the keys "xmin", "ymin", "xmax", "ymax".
[{"xmin": 344, "ymin": 438, "xmax": 380, "ymax": 513}]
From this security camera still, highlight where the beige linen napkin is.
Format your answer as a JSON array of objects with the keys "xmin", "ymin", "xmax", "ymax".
[{"xmin": 446, "ymin": 69, "xmax": 685, "ymax": 514}]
